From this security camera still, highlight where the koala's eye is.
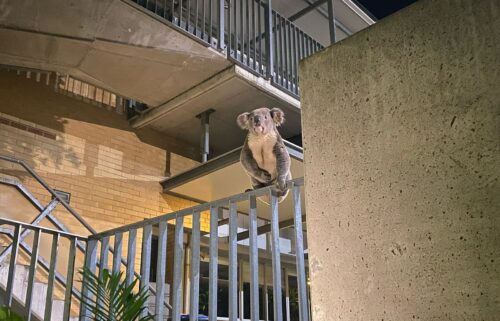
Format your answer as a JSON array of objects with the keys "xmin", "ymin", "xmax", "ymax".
[{"xmin": 264, "ymin": 116, "xmax": 267, "ymax": 119}]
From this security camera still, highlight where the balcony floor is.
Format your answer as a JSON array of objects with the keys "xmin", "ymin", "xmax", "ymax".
[{"xmin": 0, "ymin": 0, "xmax": 230, "ymax": 106}]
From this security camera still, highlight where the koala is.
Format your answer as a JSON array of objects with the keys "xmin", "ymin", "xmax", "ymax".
[{"xmin": 237, "ymin": 107, "xmax": 292, "ymax": 200}]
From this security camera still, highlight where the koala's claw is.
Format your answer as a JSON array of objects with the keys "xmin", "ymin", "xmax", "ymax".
[{"xmin": 276, "ymin": 179, "xmax": 287, "ymax": 193}]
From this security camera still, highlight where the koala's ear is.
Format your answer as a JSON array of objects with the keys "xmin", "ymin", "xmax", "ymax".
[
  {"xmin": 270, "ymin": 108, "xmax": 285, "ymax": 126},
  {"xmin": 237, "ymin": 112, "xmax": 250, "ymax": 129}
]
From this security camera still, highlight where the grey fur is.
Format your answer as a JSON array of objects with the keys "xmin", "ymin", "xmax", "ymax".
[{"xmin": 237, "ymin": 107, "xmax": 291, "ymax": 198}]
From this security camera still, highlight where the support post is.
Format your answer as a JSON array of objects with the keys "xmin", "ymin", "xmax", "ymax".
[
  {"xmin": 327, "ymin": 0, "xmax": 336, "ymax": 44},
  {"xmin": 197, "ymin": 109, "xmax": 215, "ymax": 163}
]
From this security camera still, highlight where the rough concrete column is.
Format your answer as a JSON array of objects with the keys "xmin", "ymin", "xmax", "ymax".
[{"xmin": 299, "ymin": 0, "xmax": 500, "ymax": 320}]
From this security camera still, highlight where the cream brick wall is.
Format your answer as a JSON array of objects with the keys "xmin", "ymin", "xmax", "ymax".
[{"xmin": 0, "ymin": 70, "xmax": 210, "ymax": 238}]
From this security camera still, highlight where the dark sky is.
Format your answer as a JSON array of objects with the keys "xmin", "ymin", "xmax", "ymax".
[{"xmin": 354, "ymin": 0, "xmax": 418, "ymax": 20}]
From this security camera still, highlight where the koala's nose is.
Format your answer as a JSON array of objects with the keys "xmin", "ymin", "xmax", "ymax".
[{"xmin": 254, "ymin": 116, "xmax": 261, "ymax": 124}]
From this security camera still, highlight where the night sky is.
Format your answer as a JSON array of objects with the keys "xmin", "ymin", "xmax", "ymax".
[{"xmin": 354, "ymin": 0, "xmax": 419, "ymax": 20}]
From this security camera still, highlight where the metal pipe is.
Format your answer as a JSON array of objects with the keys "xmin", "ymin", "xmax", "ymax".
[{"xmin": 327, "ymin": 0, "xmax": 336, "ymax": 44}]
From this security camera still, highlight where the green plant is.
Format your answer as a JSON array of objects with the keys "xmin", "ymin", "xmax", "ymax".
[
  {"xmin": 80, "ymin": 267, "xmax": 154, "ymax": 321},
  {"xmin": 0, "ymin": 307, "xmax": 25, "ymax": 321}
]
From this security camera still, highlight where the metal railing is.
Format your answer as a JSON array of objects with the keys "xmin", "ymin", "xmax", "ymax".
[
  {"xmin": 0, "ymin": 155, "xmax": 173, "ymax": 317},
  {"xmin": 0, "ymin": 217, "xmax": 86, "ymax": 321},
  {"xmin": 128, "ymin": 0, "xmax": 324, "ymax": 97},
  {"xmin": 84, "ymin": 177, "xmax": 309, "ymax": 321}
]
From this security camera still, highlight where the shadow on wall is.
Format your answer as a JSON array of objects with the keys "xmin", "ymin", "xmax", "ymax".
[{"xmin": 0, "ymin": 69, "xmax": 197, "ymax": 163}]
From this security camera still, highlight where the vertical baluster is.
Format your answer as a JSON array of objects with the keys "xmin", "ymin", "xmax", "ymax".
[
  {"xmin": 285, "ymin": 21, "xmax": 291, "ymax": 89},
  {"xmin": 246, "ymin": 0, "xmax": 250, "ymax": 66},
  {"xmin": 249, "ymin": 195, "xmax": 259, "ymax": 321},
  {"xmin": 263, "ymin": 261, "xmax": 269, "ymax": 321},
  {"xmin": 140, "ymin": 224, "xmax": 152, "ymax": 319},
  {"xmin": 239, "ymin": 0, "xmax": 244, "ymax": 62},
  {"xmin": 172, "ymin": 216, "xmax": 185, "ymax": 321},
  {"xmin": 284, "ymin": 268, "xmax": 290, "ymax": 321},
  {"xmin": 227, "ymin": 0, "xmax": 232, "ymax": 56},
  {"xmin": 208, "ymin": 206, "xmax": 219, "ymax": 321},
  {"xmin": 6, "ymin": 224, "xmax": 20, "ymax": 307},
  {"xmin": 163, "ymin": 0, "xmax": 168, "ymax": 18},
  {"xmin": 272, "ymin": 11, "xmax": 278, "ymax": 82},
  {"xmin": 279, "ymin": 16, "xmax": 286, "ymax": 87},
  {"xmin": 201, "ymin": 0, "xmax": 206, "ymax": 39},
  {"xmin": 300, "ymin": 31, "xmax": 305, "ymax": 61},
  {"xmin": 195, "ymin": 0, "xmax": 199, "ymax": 35},
  {"xmin": 258, "ymin": 0, "xmax": 263, "ymax": 73},
  {"xmin": 270, "ymin": 192, "xmax": 283, "ymax": 321},
  {"xmin": 179, "ymin": 0, "xmax": 184, "ymax": 26},
  {"xmin": 99, "ymin": 236, "xmax": 109, "ymax": 280},
  {"xmin": 291, "ymin": 25, "xmax": 297, "ymax": 91},
  {"xmin": 171, "ymin": 0, "xmax": 176, "ymax": 23},
  {"xmin": 238, "ymin": 260, "xmax": 244, "ymax": 320},
  {"xmin": 187, "ymin": 0, "xmax": 191, "ymax": 31},
  {"xmin": 252, "ymin": 0, "xmax": 256, "ymax": 70},
  {"xmin": 44, "ymin": 233, "xmax": 60, "ymax": 321},
  {"xmin": 217, "ymin": 0, "xmax": 224, "ymax": 49},
  {"xmin": 228, "ymin": 201, "xmax": 238, "ymax": 321},
  {"xmin": 189, "ymin": 210, "xmax": 201, "ymax": 321},
  {"xmin": 79, "ymin": 239, "xmax": 98, "ymax": 321},
  {"xmin": 63, "ymin": 237, "xmax": 77, "ymax": 321},
  {"xmin": 265, "ymin": 0, "xmax": 274, "ymax": 80},
  {"xmin": 233, "ymin": 0, "xmax": 238, "ymax": 58},
  {"xmin": 155, "ymin": 220, "xmax": 168, "ymax": 320},
  {"xmin": 112, "ymin": 232, "xmax": 123, "ymax": 274},
  {"xmin": 25, "ymin": 228, "xmax": 40, "ymax": 321},
  {"xmin": 293, "ymin": 184, "xmax": 309, "ymax": 321},
  {"xmin": 126, "ymin": 229, "xmax": 137, "ymax": 286}
]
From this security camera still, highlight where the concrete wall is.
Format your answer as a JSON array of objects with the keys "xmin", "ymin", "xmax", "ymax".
[{"xmin": 299, "ymin": 0, "xmax": 499, "ymax": 320}]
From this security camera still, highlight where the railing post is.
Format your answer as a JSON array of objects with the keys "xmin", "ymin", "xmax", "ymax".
[
  {"xmin": 218, "ymin": 0, "xmax": 225, "ymax": 50},
  {"xmin": 292, "ymin": 184, "xmax": 309, "ymax": 321},
  {"xmin": 79, "ymin": 239, "xmax": 98, "ymax": 321},
  {"xmin": 264, "ymin": 0, "xmax": 274, "ymax": 79},
  {"xmin": 208, "ymin": 206, "xmax": 219, "ymax": 321}
]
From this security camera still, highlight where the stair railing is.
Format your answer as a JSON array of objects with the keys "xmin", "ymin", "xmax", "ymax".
[
  {"xmin": 0, "ymin": 155, "xmax": 173, "ymax": 313},
  {"xmin": 0, "ymin": 217, "xmax": 85, "ymax": 321}
]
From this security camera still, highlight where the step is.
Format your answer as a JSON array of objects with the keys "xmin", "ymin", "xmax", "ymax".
[{"xmin": 0, "ymin": 262, "xmax": 79, "ymax": 321}]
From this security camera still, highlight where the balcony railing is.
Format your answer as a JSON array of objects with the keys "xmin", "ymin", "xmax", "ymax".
[
  {"xmin": 85, "ymin": 178, "xmax": 309, "ymax": 321},
  {"xmin": 129, "ymin": 0, "xmax": 324, "ymax": 97}
]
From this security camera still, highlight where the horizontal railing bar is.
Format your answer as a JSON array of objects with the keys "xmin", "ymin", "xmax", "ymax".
[
  {"xmin": 0, "ymin": 228, "xmax": 83, "ymax": 300},
  {"xmin": 90, "ymin": 177, "xmax": 304, "ymax": 239},
  {"xmin": 236, "ymin": 215, "xmax": 306, "ymax": 241},
  {"xmin": 0, "ymin": 218, "xmax": 87, "ymax": 239}
]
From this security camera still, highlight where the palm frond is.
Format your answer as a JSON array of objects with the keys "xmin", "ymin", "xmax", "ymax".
[{"xmin": 79, "ymin": 267, "xmax": 154, "ymax": 321}]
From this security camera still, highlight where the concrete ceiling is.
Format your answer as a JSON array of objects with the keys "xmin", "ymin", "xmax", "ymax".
[
  {"xmin": 0, "ymin": 0, "xmax": 231, "ymax": 106},
  {"xmin": 133, "ymin": 66, "xmax": 302, "ymax": 156}
]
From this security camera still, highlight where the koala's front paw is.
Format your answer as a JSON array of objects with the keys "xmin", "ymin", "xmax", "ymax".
[
  {"xmin": 260, "ymin": 170, "xmax": 272, "ymax": 182},
  {"xmin": 276, "ymin": 179, "xmax": 287, "ymax": 193}
]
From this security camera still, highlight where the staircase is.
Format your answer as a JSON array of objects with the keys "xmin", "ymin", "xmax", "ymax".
[
  {"xmin": 0, "ymin": 154, "xmax": 310, "ymax": 321},
  {"xmin": 0, "ymin": 257, "xmax": 79, "ymax": 321}
]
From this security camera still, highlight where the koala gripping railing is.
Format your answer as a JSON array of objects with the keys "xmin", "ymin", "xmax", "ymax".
[{"xmin": 85, "ymin": 177, "xmax": 309, "ymax": 321}]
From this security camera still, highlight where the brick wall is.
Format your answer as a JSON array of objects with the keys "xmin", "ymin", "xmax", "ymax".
[{"xmin": 0, "ymin": 70, "xmax": 210, "ymax": 237}]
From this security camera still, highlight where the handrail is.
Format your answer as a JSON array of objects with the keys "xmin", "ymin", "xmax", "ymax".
[
  {"xmin": 91, "ymin": 177, "xmax": 304, "ymax": 239},
  {"xmin": 0, "ymin": 155, "xmax": 97, "ymax": 235},
  {"xmin": 0, "ymin": 218, "xmax": 87, "ymax": 239},
  {"xmin": 0, "ymin": 154, "xmax": 173, "ymax": 312}
]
